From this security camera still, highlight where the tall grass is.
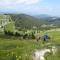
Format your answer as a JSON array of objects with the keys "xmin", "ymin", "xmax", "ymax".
[{"xmin": 0, "ymin": 31, "xmax": 60, "ymax": 60}]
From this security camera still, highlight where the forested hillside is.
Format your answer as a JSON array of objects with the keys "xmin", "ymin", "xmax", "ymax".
[
  {"xmin": 0, "ymin": 14, "xmax": 60, "ymax": 31},
  {"xmin": 10, "ymin": 14, "xmax": 60, "ymax": 30},
  {"xmin": 10, "ymin": 14, "xmax": 45, "ymax": 30},
  {"xmin": 0, "ymin": 15, "xmax": 15, "ymax": 32}
]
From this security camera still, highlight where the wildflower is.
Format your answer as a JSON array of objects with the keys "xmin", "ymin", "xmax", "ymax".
[
  {"xmin": 12, "ymin": 52, "xmax": 14, "ymax": 55},
  {"xmin": 16, "ymin": 55, "xmax": 18, "ymax": 58},
  {"xmin": 25, "ymin": 54, "xmax": 27, "ymax": 57},
  {"xmin": 16, "ymin": 58, "xmax": 19, "ymax": 60},
  {"xmin": 19, "ymin": 56, "xmax": 21, "ymax": 59}
]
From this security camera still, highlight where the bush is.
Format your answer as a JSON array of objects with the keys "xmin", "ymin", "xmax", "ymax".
[
  {"xmin": 15, "ymin": 32, "xmax": 20, "ymax": 36},
  {"xmin": 31, "ymin": 32, "xmax": 35, "ymax": 39},
  {"xmin": 23, "ymin": 34, "xmax": 28, "ymax": 39},
  {"xmin": 4, "ymin": 30, "xmax": 14, "ymax": 36}
]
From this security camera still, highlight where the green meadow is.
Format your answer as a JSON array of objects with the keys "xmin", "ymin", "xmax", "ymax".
[{"xmin": 0, "ymin": 31, "xmax": 60, "ymax": 60}]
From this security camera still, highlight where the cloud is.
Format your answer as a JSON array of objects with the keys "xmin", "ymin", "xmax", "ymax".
[
  {"xmin": 16, "ymin": 0, "xmax": 39, "ymax": 5},
  {"xmin": 22, "ymin": 6, "xmax": 54, "ymax": 15},
  {"xmin": 0, "ymin": 0, "xmax": 41, "ymax": 11},
  {"xmin": 0, "ymin": 0, "xmax": 40, "ymax": 6},
  {"xmin": 0, "ymin": 0, "xmax": 55, "ymax": 16}
]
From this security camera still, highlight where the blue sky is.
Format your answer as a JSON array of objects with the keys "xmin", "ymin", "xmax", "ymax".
[{"xmin": 0, "ymin": 0, "xmax": 60, "ymax": 17}]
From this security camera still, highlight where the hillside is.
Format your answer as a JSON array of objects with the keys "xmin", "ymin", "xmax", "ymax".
[
  {"xmin": 0, "ymin": 15, "xmax": 15, "ymax": 32},
  {"xmin": 10, "ymin": 14, "xmax": 60, "ymax": 30},
  {"xmin": 10, "ymin": 14, "xmax": 45, "ymax": 30},
  {"xmin": 35, "ymin": 14, "xmax": 60, "ymax": 27},
  {"xmin": 0, "ymin": 14, "xmax": 60, "ymax": 31}
]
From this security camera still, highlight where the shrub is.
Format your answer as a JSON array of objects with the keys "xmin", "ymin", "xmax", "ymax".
[
  {"xmin": 31, "ymin": 32, "xmax": 35, "ymax": 39},
  {"xmin": 15, "ymin": 32, "xmax": 20, "ymax": 36},
  {"xmin": 4, "ymin": 30, "xmax": 14, "ymax": 36},
  {"xmin": 23, "ymin": 34, "xmax": 28, "ymax": 39}
]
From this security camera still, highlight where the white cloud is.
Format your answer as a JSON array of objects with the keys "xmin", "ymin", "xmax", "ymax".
[
  {"xmin": 0, "ymin": 0, "xmax": 41, "ymax": 10},
  {"xmin": 0, "ymin": 0, "xmax": 47, "ymax": 15},
  {"xmin": 23, "ymin": 6, "xmax": 54, "ymax": 15},
  {"xmin": 0, "ymin": 0, "xmax": 40, "ymax": 5},
  {"xmin": 17, "ymin": 0, "xmax": 39, "ymax": 5}
]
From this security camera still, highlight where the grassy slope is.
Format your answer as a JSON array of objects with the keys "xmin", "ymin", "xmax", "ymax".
[
  {"xmin": 0, "ymin": 14, "xmax": 59, "ymax": 30},
  {"xmin": 4, "ymin": 22, "xmax": 15, "ymax": 32},
  {"xmin": 10, "ymin": 14, "xmax": 46, "ymax": 29},
  {"xmin": 0, "ymin": 39, "xmax": 43, "ymax": 60},
  {"xmin": 45, "ymin": 31, "xmax": 60, "ymax": 60},
  {"xmin": 0, "ymin": 31, "xmax": 60, "ymax": 60}
]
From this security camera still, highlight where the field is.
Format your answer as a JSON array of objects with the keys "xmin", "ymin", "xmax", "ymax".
[{"xmin": 0, "ymin": 31, "xmax": 60, "ymax": 60}]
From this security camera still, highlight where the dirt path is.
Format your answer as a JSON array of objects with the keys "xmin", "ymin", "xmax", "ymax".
[{"xmin": 33, "ymin": 46, "xmax": 57, "ymax": 60}]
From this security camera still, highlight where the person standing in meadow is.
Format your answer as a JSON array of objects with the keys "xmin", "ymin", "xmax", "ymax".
[
  {"xmin": 36, "ymin": 31, "xmax": 40, "ymax": 42},
  {"xmin": 43, "ymin": 33, "xmax": 50, "ymax": 42}
]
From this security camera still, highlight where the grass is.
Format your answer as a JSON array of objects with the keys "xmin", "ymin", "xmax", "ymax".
[
  {"xmin": 44, "ymin": 31, "xmax": 60, "ymax": 60},
  {"xmin": 0, "ymin": 31, "xmax": 60, "ymax": 60},
  {"xmin": 0, "ymin": 38, "xmax": 44, "ymax": 60}
]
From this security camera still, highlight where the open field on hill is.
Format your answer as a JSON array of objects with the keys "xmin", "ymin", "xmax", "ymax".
[{"xmin": 0, "ymin": 31, "xmax": 60, "ymax": 60}]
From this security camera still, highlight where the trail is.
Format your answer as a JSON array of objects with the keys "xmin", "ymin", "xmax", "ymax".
[{"xmin": 33, "ymin": 46, "xmax": 57, "ymax": 60}]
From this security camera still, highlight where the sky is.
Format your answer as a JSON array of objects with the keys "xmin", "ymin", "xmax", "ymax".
[{"xmin": 0, "ymin": 0, "xmax": 60, "ymax": 17}]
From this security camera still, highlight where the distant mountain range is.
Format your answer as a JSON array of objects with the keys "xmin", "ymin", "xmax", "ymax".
[
  {"xmin": 34, "ymin": 14, "xmax": 60, "ymax": 26},
  {"xmin": 0, "ymin": 14, "xmax": 60, "ymax": 30},
  {"xmin": 10, "ymin": 14, "xmax": 44, "ymax": 29},
  {"xmin": 34, "ymin": 14, "xmax": 51, "ymax": 19}
]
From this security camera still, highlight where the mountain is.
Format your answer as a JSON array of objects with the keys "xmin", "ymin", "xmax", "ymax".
[
  {"xmin": 35, "ymin": 14, "xmax": 60, "ymax": 21},
  {"xmin": 8, "ymin": 14, "xmax": 60, "ymax": 29},
  {"xmin": 35, "ymin": 14, "xmax": 51, "ymax": 19},
  {"xmin": 0, "ymin": 14, "xmax": 60, "ymax": 31},
  {"xmin": 10, "ymin": 14, "xmax": 45, "ymax": 30},
  {"xmin": 0, "ymin": 14, "xmax": 15, "ymax": 32}
]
